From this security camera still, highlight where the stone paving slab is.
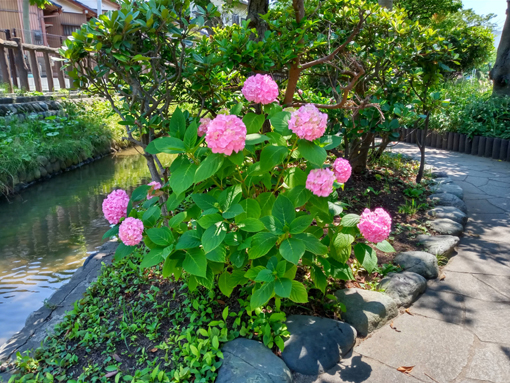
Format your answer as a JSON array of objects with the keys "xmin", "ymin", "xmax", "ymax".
[
  {"xmin": 410, "ymin": 288, "xmax": 465, "ymax": 326},
  {"xmin": 463, "ymin": 298, "xmax": 510, "ymax": 344},
  {"xmin": 445, "ymin": 250, "xmax": 510, "ymax": 276},
  {"xmin": 465, "ymin": 343, "xmax": 510, "ymax": 383}
]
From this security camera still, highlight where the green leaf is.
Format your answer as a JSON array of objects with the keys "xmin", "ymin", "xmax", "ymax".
[
  {"xmin": 169, "ymin": 107, "xmax": 186, "ymax": 139},
  {"xmin": 248, "ymin": 233, "xmax": 278, "ymax": 259},
  {"xmin": 331, "ymin": 233, "xmax": 354, "ymax": 263},
  {"xmin": 279, "ymin": 238, "xmax": 305, "ymax": 265},
  {"xmin": 166, "ymin": 192, "xmax": 185, "ymax": 211},
  {"xmin": 274, "ymin": 277, "xmax": 292, "ymax": 298},
  {"xmin": 222, "ymin": 204, "xmax": 244, "ymax": 219},
  {"xmin": 284, "ymin": 167, "xmax": 307, "ymax": 188},
  {"xmin": 140, "ymin": 248, "xmax": 165, "ymax": 269},
  {"xmin": 257, "ymin": 193, "xmax": 276, "ymax": 217},
  {"xmin": 192, "ymin": 194, "xmax": 218, "ymax": 211},
  {"xmin": 250, "ymin": 281, "xmax": 275, "ymax": 309},
  {"xmin": 230, "ymin": 102, "xmax": 243, "ymax": 116},
  {"xmin": 289, "ymin": 215, "xmax": 314, "ymax": 234},
  {"xmin": 237, "ymin": 218, "xmax": 265, "ymax": 232},
  {"xmin": 195, "ymin": 154, "xmax": 224, "ymax": 183},
  {"xmin": 341, "ymin": 214, "xmax": 360, "ymax": 227},
  {"xmin": 354, "ymin": 243, "xmax": 378, "ymax": 273},
  {"xmin": 260, "ymin": 215, "xmax": 285, "ymax": 234},
  {"xmin": 298, "ymin": 140, "xmax": 327, "ymax": 166},
  {"xmin": 255, "ymin": 269, "xmax": 275, "ymax": 283},
  {"xmin": 142, "ymin": 206, "xmax": 161, "ymax": 227},
  {"xmin": 270, "ymin": 111, "xmax": 291, "ymax": 134},
  {"xmin": 236, "ymin": 199, "xmax": 261, "ymax": 222},
  {"xmin": 219, "ymin": 272, "xmax": 234, "ymax": 297},
  {"xmin": 147, "ymin": 227, "xmax": 173, "ymax": 247},
  {"xmin": 228, "ymin": 151, "xmax": 244, "ymax": 166},
  {"xmin": 320, "ymin": 135, "xmax": 342, "ymax": 150},
  {"xmin": 230, "ymin": 250, "xmax": 246, "ymax": 268},
  {"xmin": 206, "ymin": 244, "xmax": 226, "ymax": 262},
  {"xmin": 162, "ymin": 252, "xmax": 184, "ymax": 278},
  {"xmin": 245, "ymin": 266, "xmax": 266, "ymax": 280},
  {"xmin": 293, "ymin": 233, "xmax": 327, "ymax": 255},
  {"xmin": 168, "ymin": 212, "xmax": 186, "ymax": 228},
  {"xmin": 285, "ymin": 185, "xmax": 312, "ymax": 207},
  {"xmin": 184, "ymin": 121, "xmax": 198, "ymax": 150},
  {"xmin": 243, "ymin": 113, "xmax": 265, "ymax": 134},
  {"xmin": 272, "ymin": 195, "xmax": 295, "ymax": 225},
  {"xmin": 201, "ymin": 222, "xmax": 227, "ymax": 253},
  {"xmin": 245, "ymin": 133, "xmax": 269, "ymax": 145},
  {"xmin": 152, "ymin": 137, "xmax": 186, "ymax": 154},
  {"xmin": 183, "ymin": 248, "xmax": 207, "ymax": 278},
  {"xmin": 329, "ymin": 202, "xmax": 344, "ymax": 217},
  {"xmin": 376, "ymin": 240, "xmax": 395, "ymax": 253},
  {"xmin": 260, "ymin": 146, "xmax": 288, "ymax": 171},
  {"xmin": 329, "ymin": 259, "xmax": 354, "ymax": 280},
  {"xmin": 102, "ymin": 225, "xmax": 119, "ymax": 240},
  {"xmin": 197, "ymin": 213, "xmax": 223, "ymax": 229},
  {"xmin": 114, "ymin": 243, "xmax": 135, "ymax": 261},
  {"xmin": 218, "ymin": 185, "xmax": 243, "ymax": 211},
  {"xmin": 131, "ymin": 185, "xmax": 151, "ymax": 202},
  {"xmin": 310, "ymin": 265, "xmax": 327, "ymax": 294},
  {"xmin": 176, "ymin": 230, "xmax": 201, "ymax": 250},
  {"xmin": 289, "ymin": 280, "xmax": 308, "ymax": 303},
  {"xmin": 170, "ymin": 161, "xmax": 197, "ymax": 195}
]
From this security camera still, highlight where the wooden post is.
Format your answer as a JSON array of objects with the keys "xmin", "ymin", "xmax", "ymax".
[
  {"xmin": 55, "ymin": 59, "xmax": 66, "ymax": 90},
  {"xmin": 28, "ymin": 49, "xmax": 43, "ymax": 92},
  {"xmin": 43, "ymin": 51, "xmax": 54, "ymax": 92},
  {"xmin": 12, "ymin": 38, "xmax": 29, "ymax": 91},
  {"xmin": 5, "ymin": 30, "xmax": 18, "ymax": 88},
  {"xmin": 0, "ymin": 46, "xmax": 13, "ymax": 93}
]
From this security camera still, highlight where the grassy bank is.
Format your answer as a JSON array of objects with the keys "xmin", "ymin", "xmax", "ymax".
[{"xmin": 0, "ymin": 99, "xmax": 128, "ymax": 195}]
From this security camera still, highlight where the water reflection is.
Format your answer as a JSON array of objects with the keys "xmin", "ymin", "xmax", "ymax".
[{"xmin": 0, "ymin": 147, "xmax": 150, "ymax": 345}]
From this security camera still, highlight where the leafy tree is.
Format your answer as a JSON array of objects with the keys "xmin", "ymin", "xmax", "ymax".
[
  {"xmin": 491, "ymin": 1, "xmax": 510, "ymax": 97},
  {"xmin": 393, "ymin": 0, "xmax": 461, "ymax": 21}
]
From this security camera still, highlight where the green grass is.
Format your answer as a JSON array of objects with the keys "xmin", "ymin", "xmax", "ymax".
[{"xmin": 0, "ymin": 99, "xmax": 128, "ymax": 195}]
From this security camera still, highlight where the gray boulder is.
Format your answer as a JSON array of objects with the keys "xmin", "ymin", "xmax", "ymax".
[
  {"xmin": 428, "ymin": 193, "xmax": 468, "ymax": 213},
  {"xmin": 427, "ymin": 218, "xmax": 464, "ymax": 236},
  {"xmin": 216, "ymin": 338, "xmax": 292, "ymax": 383},
  {"xmin": 334, "ymin": 288, "xmax": 398, "ymax": 337},
  {"xmin": 431, "ymin": 183, "xmax": 464, "ymax": 199},
  {"xmin": 427, "ymin": 206, "xmax": 467, "ymax": 225},
  {"xmin": 281, "ymin": 315, "xmax": 356, "ymax": 375},
  {"xmin": 393, "ymin": 251, "xmax": 439, "ymax": 279},
  {"xmin": 431, "ymin": 171, "xmax": 449, "ymax": 178},
  {"xmin": 378, "ymin": 271, "xmax": 427, "ymax": 307},
  {"xmin": 417, "ymin": 234, "xmax": 460, "ymax": 257},
  {"xmin": 431, "ymin": 177, "xmax": 454, "ymax": 185}
]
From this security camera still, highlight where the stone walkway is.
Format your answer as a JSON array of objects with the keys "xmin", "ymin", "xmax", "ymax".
[{"xmin": 296, "ymin": 143, "xmax": 510, "ymax": 383}]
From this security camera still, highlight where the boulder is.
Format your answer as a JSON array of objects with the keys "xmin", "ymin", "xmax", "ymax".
[
  {"xmin": 378, "ymin": 271, "xmax": 427, "ymax": 307},
  {"xmin": 431, "ymin": 177, "xmax": 454, "ymax": 185},
  {"xmin": 416, "ymin": 235, "xmax": 460, "ymax": 257},
  {"xmin": 428, "ymin": 193, "xmax": 468, "ymax": 214},
  {"xmin": 39, "ymin": 166, "xmax": 48, "ymax": 178},
  {"xmin": 393, "ymin": 251, "xmax": 439, "ymax": 279},
  {"xmin": 427, "ymin": 206, "xmax": 467, "ymax": 225},
  {"xmin": 431, "ymin": 171, "xmax": 449, "ymax": 178},
  {"xmin": 216, "ymin": 338, "xmax": 292, "ymax": 383},
  {"xmin": 36, "ymin": 155, "xmax": 48, "ymax": 167},
  {"xmin": 334, "ymin": 288, "xmax": 398, "ymax": 337},
  {"xmin": 430, "ymin": 183, "xmax": 464, "ymax": 199},
  {"xmin": 281, "ymin": 315, "xmax": 356, "ymax": 375},
  {"xmin": 427, "ymin": 218, "xmax": 464, "ymax": 236}
]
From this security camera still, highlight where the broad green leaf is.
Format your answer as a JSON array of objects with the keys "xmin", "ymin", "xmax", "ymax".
[
  {"xmin": 331, "ymin": 233, "xmax": 354, "ymax": 263},
  {"xmin": 183, "ymin": 248, "xmax": 207, "ymax": 278},
  {"xmin": 230, "ymin": 102, "xmax": 243, "ymax": 116},
  {"xmin": 154, "ymin": 137, "xmax": 186, "ymax": 154},
  {"xmin": 270, "ymin": 111, "xmax": 291, "ymax": 134},
  {"xmin": 102, "ymin": 225, "xmax": 119, "ymax": 240},
  {"xmin": 236, "ymin": 199, "xmax": 261, "ymax": 222},
  {"xmin": 342, "ymin": 214, "xmax": 361, "ymax": 227},
  {"xmin": 274, "ymin": 277, "xmax": 292, "ymax": 298},
  {"xmin": 170, "ymin": 162, "xmax": 197, "ymax": 195},
  {"xmin": 169, "ymin": 107, "xmax": 186, "ymax": 139},
  {"xmin": 197, "ymin": 213, "xmax": 223, "ymax": 229},
  {"xmin": 147, "ymin": 227, "xmax": 173, "ymax": 247},
  {"xmin": 206, "ymin": 244, "xmax": 226, "ymax": 263},
  {"xmin": 202, "ymin": 222, "xmax": 227, "ymax": 253},
  {"xmin": 237, "ymin": 218, "xmax": 265, "ymax": 232},
  {"xmin": 354, "ymin": 243, "xmax": 378, "ymax": 273},
  {"xmin": 228, "ymin": 151, "xmax": 244, "ymax": 166},
  {"xmin": 284, "ymin": 167, "xmax": 307, "ymax": 188},
  {"xmin": 376, "ymin": 240, "xmax": 396, "ymax": 253},
  {"xmin": 260, "ymin": 215, "xmax": 285, "ymax": 234},
  {"xmin": 289, "ymin": 215, "xmax": 314, "ymax": 234},
  {"xmin": 166, "ymin": 192, "xmax": 185, "ymax": 211},
  {"xmin": 222, "ymin": 204, "xmax": 244, "ymax": 219},
  {"xmin": 142, "ymin": 206, "xmax": 161, "ymax": 227},
  {"xmin": 218, "ymin": 184, "xmax": 243, "ymax": 211},
  {"xmin": 279, "ymin": 238, "xmax": 305, "ymax": 264},
  {"xmin": 286, "ymin": 185, "xmax": 312, "ymax": 207},
  {"xmin": 319, "ymin": 135, "xmax": 342, "ymax": 150},
  {"xmin": 289, "ymin": 280, "xmax": 308, "ymax": 303},
  {"xmin": 329, "ymin": 259, "xmax": 354, "ymax": 280},
  {"xmin": 168, "ymin": 212, "xmax": 186, "ymax": 228},
  {"xmin": 244, "ymin": 266, "xmax": 266, "ymax": 280},
  {"xmin": 255, "ymin": 269, "xmax": 275, "ymax": 283},
  {"xmin": 245, "ymin": 133, "xmax": 269, "ymax": 145},
  {"xmin": 260, "ymin": 146, "xmax": 288, "ymax": 171},
  {"xmin": 219, "ymin": 271, "xmax": 234, "ymax": 297},
  {"xmin": 192, "ymin": 193, "xmax": 218, "ymax": 211},
  {"xmin": 175, "ymin": 230, "xmax": 201, "ymax": 250},
  {"xmin": 310, "ymin": 265, "xmax": 327, "ymax": 294},
  {"xmin": 162, "ymin": 255, "xmax": 183, "ymax": 279},
  {"xmin": 114, "ymin": 243, "xmax": 135, "ymax": 261},
  {"xmin": 293, "ymin": 233, "xmax": 327, "ymax": 255},
  {"xmin": 230, "ymin": 250, "xmax": 246, "ymax": 268},
  {"xmin": 183, "ymin": 121, "xmax": 198, "ymax": 149},
  {"xmin": 257, "ymin": 193, "xmax": 276, "ymax": 217},
  {"xmin": 243, "ymin": 113, "xmax": 265, "ymax": 134},
  {"xmin": 197, "ymin": 266, "xmax": 215, "ymax": 290},
  {"xmin": 272, "ymin": 195, "xmax": 295, "ymax": 225},
  {"xmin": 131, "ymin": 185, "xmax": 151, "ymax": 202},
  {"xmin": 250, "ymin": 281, "xmax": 275, "ymax": 309},
  {"xmin": 298, "ymin": 140, "xmax": 327, "ymax": 166},
  {"xmin": 140, "ymin": 247, "xmax": 165, "ymax": 269},
  {"xmin": 195, "ymin": 154, "xmax": 224, "ymax": 183},
  {"xmin": 248, "ymin": 233, "xmax": 278, "ymax": 259}
]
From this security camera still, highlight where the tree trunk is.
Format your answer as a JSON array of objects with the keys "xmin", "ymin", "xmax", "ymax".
[
  {"xmin": 247, "ymin": 0, "xmax": 269, "ymax": 39},
  {"xmin": 378, "ymin": 0, "xmax": 393, "ymax": 10},
  {"xmin": 490, "ymin": 1, "xmax": 510, "ymax": 96},
  {"xmin": 416, "ymin": 115, "xmax": 429, "ymax": 184},
  {"xmin": 350, "ymin": 133, "xmax": 374, "ymax": 174},
  {"xmin": 22, "ymin": 0, "xmax": 32, "ymax": 44}
]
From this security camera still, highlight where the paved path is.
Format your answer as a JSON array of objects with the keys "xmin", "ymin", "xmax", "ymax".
[{"xmin": 297, "ymin": 143, "xmax": 510, "ymax": 383}]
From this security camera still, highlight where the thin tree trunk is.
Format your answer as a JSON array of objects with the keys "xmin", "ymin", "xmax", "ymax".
[
  {"xmin": 351, "ymin": 133, "xmax": 374, "ymax": 174},
  {"xmin": 378, "ymin": 0, "xmax": 393, "ymax": 10},
  {"xmin": 247, "ymin": 0, "xmax": 269, "ymax": 40},
  {"xmin": 416, "ymin": 115, "xmax": 429, "ymax": 184},
  {"xmin": 490, "ymin": 1, "xmax": 510, "ymax": 97},
  {"xmin": 22, "ymin": 0, "xmax": 32, "ymax": 44}
]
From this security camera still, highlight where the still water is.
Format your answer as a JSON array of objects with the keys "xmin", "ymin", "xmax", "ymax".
[{"xmin": 0, "ymin": 148, "xmax": 150, "ymax": 345}]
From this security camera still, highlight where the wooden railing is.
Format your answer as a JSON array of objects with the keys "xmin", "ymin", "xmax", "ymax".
[{"xmin": 0, "ymin": 37, "xmax": 71, "ymax": 93}]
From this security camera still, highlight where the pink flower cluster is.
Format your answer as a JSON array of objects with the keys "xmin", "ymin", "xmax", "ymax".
[
  {"xmin": 205, "ymin": 114, "xmax": 247, "ymax": 156},
  {"xmin": 357, "ymin": 208, "xmax": 392, "ymax": 243},
  {"xmin": 119, "ymin": 217, "xmax": 144, "ymax": 246},
  {"xmin": 332, "ymin": 158, "xmax": 352, "ymax": 184},
  {"xmin": 289, "ymin": 104, "xmax": 328, "ymax": 141},
  {"xmin": 147, "ymin": 181, "xmax": 162, "ymax": 200},
  {"xmin": 242, "ymin": 74, "xmax": 279, "ymax": 105},
  {"xmin": 102, "ymin": 189, "xmax": 130, "ymax": 225},
  {"xmin": 306, "ymin": 168, "xmax": 336, "ymax": 197},
  {"xmin": 198, "ymin": 117, "xmax": 211, "ymax": 137}
]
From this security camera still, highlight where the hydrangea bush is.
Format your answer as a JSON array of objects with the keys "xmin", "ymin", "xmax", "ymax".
[{"xmin": 102, "ymin": 75, "xmax": 394, "ymax": 327}]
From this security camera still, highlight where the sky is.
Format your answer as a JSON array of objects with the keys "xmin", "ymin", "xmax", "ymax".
[{"xmin": 462, "ymin": 0, "xmax": 507, "ymax": 29}]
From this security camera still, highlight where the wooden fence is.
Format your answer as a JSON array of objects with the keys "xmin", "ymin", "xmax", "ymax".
[{"xmin": 0, "ymin": 37, "xmax": 72, "ymax": 93}]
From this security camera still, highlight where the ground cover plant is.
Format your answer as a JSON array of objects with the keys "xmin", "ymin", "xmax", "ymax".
[{"xmin": 0, "ymin": 100, "xmax": 127, "ymax": 196}]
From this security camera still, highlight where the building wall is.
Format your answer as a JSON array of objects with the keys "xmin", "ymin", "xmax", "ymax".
[
  {"xmin": 45, "ymin": 11, "xmax": 87, "ymax": 47},
  {"xmin": 0, "ymin": 0, "xmax": 46, "ymax": 44},
  {"xmin": 210, "ymin": 0, "xmax": 247, "ymax": 26}
]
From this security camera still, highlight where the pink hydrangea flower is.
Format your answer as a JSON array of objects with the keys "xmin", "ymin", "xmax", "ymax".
[
  {"xmin": 306, "ymin": 168, "xmax": 336, "ymax": 197},
  {"xmin": 298, "ymin": 89, "xmax": 303, "ymax": 95},
  {"xmin": 119, "ymin": 217, "xmax": 144, "ymax": 246},
  {"xmin": 289, "ymin": 104, "xmax": 328, "ymax": 141},
  {"xmin": 198, "ymin": 118, "xmax": 212, "ymax": 137},
  {"xmin": 102, "ymin": 189, "xmax": 130, "ymax": 225},
  {"xmin": 205, "ymin": 114, "xmax": 247, "ymax": 156},
  {"xmin": 242, "ymin": 74, "xmax": 279, "ymax": 105},
  {"xmin": 357, "ymin": 208, "xmax": 392, "ymax": 243},
  {"xmin": 147, "ymin": 181, "xmax": 162, "ymax": 200},
  {"xmin": 332, "ymin": 158, "xmax": 352, "ymax": 184}
]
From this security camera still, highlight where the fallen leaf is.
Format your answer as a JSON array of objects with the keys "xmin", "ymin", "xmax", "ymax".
[
  {"xmin": 397, "ymin": 366, "xmax": 414, "ymax": 374},
  {"xmin": 149, "ymin": 348, "xmax": 158, "ymax": 353},
  {"xmin": 439, "ymin": 273, "xmax": 446, "ymax": 281},
  {"xmin": 216, "ymin": 300, "xmax": 226, "ymax": 305},
  {"xmin": 105, "ymin": 371, "xmax": 118, "ymax": 378},
  {"xmin": 405, "ymin": 308, "xmax": 414, "ymax": 316},
  {"xmin": 390, "ymin": 322, "xmax": 401, "ymax": 332},
  {"xmin": 112, "ymin": 353, "xmax": 122, "ymax": 362}
]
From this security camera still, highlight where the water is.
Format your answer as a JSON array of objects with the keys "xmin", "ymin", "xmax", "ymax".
[{"xmin": 0, "ymin": 148, "xmax": 151, "ymax": 345}]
